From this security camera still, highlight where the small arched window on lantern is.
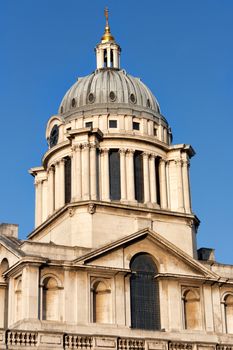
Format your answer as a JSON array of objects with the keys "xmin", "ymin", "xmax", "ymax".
[
  {"xmin": 42, "ymin": 276, "xmax": 61, "ymax": 321},
  {"xmin": 224, "ymin": 294, "xmax": 233, "ymax": 333},
  {"xmin": 130, "ymin": 253, "xmax": 160, "ymax": 330},
  {"xmin": 91, "ymin": 279, "xmax": 112, "ymax": 324},
  {"xmin": 182, "ymin": 288, "xmax": 202, "ymax": 330}
]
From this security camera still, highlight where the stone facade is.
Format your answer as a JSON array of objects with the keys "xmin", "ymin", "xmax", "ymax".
[{"xmin": 1, "ymin": 12, "xmax": 233, "ymax": 350}]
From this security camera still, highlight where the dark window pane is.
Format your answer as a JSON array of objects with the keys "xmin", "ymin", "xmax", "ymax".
[
  {"xmin": 109, "ymin": 149, "xmax": 121, "ymax": 200},
  {"xmin": 130, "ymin": 254, "xmax": 160, "ymax": 330},
  {"xmin": 85, "ymin": 122, "xmax": 93, "ymax": 128},
  {"xmin": 155, "ymin": 158, "xmax": 160, "ymax": 205},
  {"xmin": 133, "ymin": 122, "xmax": 140, "ymax": 130},
  {"xmin": 65, "ymin": 157, "xmax": 71, "ymax": 204},
  {"xmin": 134, "ymin": 152, "xmax": 144, "ymax": 203},
  {"xmin": 109, "ymin": 120, "xmax": 117, "ymax": 128}
]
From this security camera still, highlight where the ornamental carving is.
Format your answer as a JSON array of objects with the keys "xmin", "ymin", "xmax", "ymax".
[{"xmin": 88, "ymin": 204, "xmax": 96, "ymax": 215}]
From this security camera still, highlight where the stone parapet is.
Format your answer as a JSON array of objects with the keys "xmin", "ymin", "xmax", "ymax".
[{"xmin": 0, "ymin": 331, "xmax": 232, "ymax": 350}]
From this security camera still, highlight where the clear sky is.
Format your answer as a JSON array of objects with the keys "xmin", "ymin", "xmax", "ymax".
[{"xmin": 1, "ymin": 0, "xmax": 233, "ymax": 263}]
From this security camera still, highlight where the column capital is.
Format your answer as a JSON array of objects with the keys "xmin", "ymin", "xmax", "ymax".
[
  {"xmin": 99, "ymin": 148, "xmax": 109, "ymax": 155},
  {"xmin": 90, "ymin": 143, "xmax": 98, "ymax": 149},
  {"xmin": 182, "ymin": 160, "xmax": 190, "ymax": 168},
  {"xmin": 159, "ymin": 158, "xmax": 167, "ymax": 165},
  {"xmin": 126, "ymin": 148, "xmax": 135, "ymax": 156},
  {"xmin": 142, "ymin": 152, "xmax": 150, "ymax": 158},
  {"xmin": 82, "ymin": 143, "xmax": 90, "ymax": 150},
  {"xmin": 149, "ymin": 153, "xmax": 156, "ymax": 160},
  {"xmin": 48, "ymin": 165, "xmax": 55, "ymax": 173},
  {"xmin": 119, "ymin": 148, "xmax": 126, "ymax": 155},
  {"xmin": 35, "ymin": 179, "xmax": 43, "ymax": 186},
  {"xmin": 174, "ymin": 159, "xmax": 182, "ymax": 166}
]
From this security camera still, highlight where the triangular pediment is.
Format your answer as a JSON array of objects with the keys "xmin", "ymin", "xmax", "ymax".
[
  {"xmin": 0, "ymin": 235, "xmax": 23, "ymax": 279},
  {"xmin": 74, "ymin": 228, "xmax": 218, "ymax": 280}
]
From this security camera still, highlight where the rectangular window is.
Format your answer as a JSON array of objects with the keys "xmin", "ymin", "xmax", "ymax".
[
  {"xmin": 109, "ymin": 120, "xmax": 117, "ymax": 128},
  {"xmin": 64, "ymin": 157, "xmax": 72, "ymax": 204},
  {"xmin": 133, "ymin": 122, "xmax": 140, "ymax": 131},
  {"xmin": 155, "ymin": 158, "xmax": 160, "ymax": 205},
  {"xmin": 134, "ymin": 151, "xmax": 144, "ymax": 203},
  {"xmin": 109, "ymin": 149, "xmax": 121, "ymax": 200},
  {"xmin": 154, "ymin": 128, "xmax": 157, "ymax": 136},
  {"xmin": 85, "ymin": 121, "xmax": 93, "ymax": 129}
]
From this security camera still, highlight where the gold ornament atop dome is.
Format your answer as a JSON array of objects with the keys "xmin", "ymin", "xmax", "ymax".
[{"xmin": 101, "ymin": 8, "xmax": 115, "ymax": 43}]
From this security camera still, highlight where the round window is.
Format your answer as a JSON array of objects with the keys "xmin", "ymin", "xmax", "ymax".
[
  {"xmin": 71, "ymin": 98, "xmax": 76, "ymax": 108},
  {"xmin": 130, "ymin": 93, "xmax": 136, "ymax": 104},
  {"xmin": 109, "ymin": 91, "xmax": 116, "ymax": 102},
  {"xmin": 88, "ymin": 93, "xmax": 95, "ymax": 104}
]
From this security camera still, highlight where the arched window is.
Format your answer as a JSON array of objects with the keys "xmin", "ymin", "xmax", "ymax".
[
  {"xmin": 42, "ymin": 277, "xmax": 60, "ymax": 321},
  {"xmin": 109, "ymin": 149, "xmax": 121, "ymax": 200},
  {"xmin": 15, "ymin": 277, "xmax": 22, "ymax": 321},
  {"xmin": 134, "ymin": 152, "xmax": 144, "ymax": 203},
  {"xmin": 130, "ymin": 253, "xmax": 160, "ymax": 330},
  {"xmin": 92, "ymin": 280, "xmax": 112, "ymax": 324},
  {"xmin": 0, "ymin": 258, "xmax": 9, "ymax": 282},
  {"xmin": 64, "ymin": 157, "xmax": 71, "ymax": 204},
  {"xmin": 224, "ymin": 294, "xmax": 233, "ymax": 333},
  {"xmin": 183, "ymin": 289, "xmax": 202, "ymax": 330}
]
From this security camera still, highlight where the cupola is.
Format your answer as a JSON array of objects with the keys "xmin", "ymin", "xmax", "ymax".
[{"xmin": 95, "ymin": 8, "xmax": 121, "ymax": 69}]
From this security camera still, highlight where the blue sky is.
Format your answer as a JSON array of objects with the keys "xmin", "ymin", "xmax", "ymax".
[{"xmin": 1, "ymin": 1, "xmax": 233, "ymax": 263}]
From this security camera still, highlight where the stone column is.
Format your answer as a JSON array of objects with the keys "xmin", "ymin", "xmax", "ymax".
[
  {"xmin": 21, "ymin": 265, "xmax": 39, "ymax": 320},
  {"xmin": 60, "ymin": 158, "xmax": 65, "ymax": 207},
  {"xmin": 159, "ymin": 159, "xmax": 168, "ymax": 209},
  {"xmin": 54, "ymin": 161, "xmax": 60, "ymax": 210},
  {"xmin": 176, "ymin": 159, "xmax": 184, "ymax": 212},
  {"xmin": 74, "ymin": 144, "xmax": 82, "ymax": 201},
  {"xmin": 90, "ymin": 144, "xmax": 97, "ymax": 200},
  {"xmin": 35, "ymin": 179, "xmax": 42, "ymax": 227},
  {"xmin": 42, "ymin": 180, "xmax": 48, "ymax": 222},
  {"xmin": 182, "ymin": 160, "xmax": 191, "ymax": 213},
  {"xmin": 82, "ymin": 143, "xmax": 90, "ymax": 200},
  {"xmin": 119, "ymin": 149, "xmax": 127, "ymax": 201},
  {"xmin": 47, "ymin": 166, "xmax": 55, "ymax": 215},
  {"xmin": 126, "ymin": 149, "xmax": 135, "ymax": 201},
  {"xmin": 142, "ymin": 152, "xmax": 150, "ymax": 203},
  {"xmin": 102, "ymin": 148, "xmax": 110, "ymax": 201},
  {"xmin": 107, "ymin": 47, "xmax": 111, "ymax": 67},
  {"xmin": 149, "ymin": 154, "xmax": 157, "ymax": 204}
]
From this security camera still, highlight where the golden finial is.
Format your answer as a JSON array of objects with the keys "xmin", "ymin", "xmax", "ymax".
[{"xmin": 101, "ymin": 7, "xmax": 115, "ymax": 43}]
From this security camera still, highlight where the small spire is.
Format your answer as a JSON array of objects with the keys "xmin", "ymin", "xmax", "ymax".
[{"xmin": 101, "ymin": 7, "xmax": 115, "ymax": 43}]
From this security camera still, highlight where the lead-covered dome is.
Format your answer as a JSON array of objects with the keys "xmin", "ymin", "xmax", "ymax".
[{"xmin": 59, "ymin": 68, "xmax": 161, "ymax": 116}]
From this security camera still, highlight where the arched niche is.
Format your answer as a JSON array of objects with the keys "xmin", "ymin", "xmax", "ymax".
[
  {"xmin": 182, "ymin": 288, "xmax": 202, "ymax": 330},
  {"xmin": 130, "ymin": 253, "xmax": 160, "ymax": 330},
  {"xmin": 0, "ymin": 258, "xmax": 9, "ymax": 282},
  {"xmin": 91, "ymin": 279, "xmax": 112, "ymax": 324},
  {"xmin": 15, "ymin": 277, "xmax": 22, "ymax": 322},
  {"xmin": 224, "ymin": 294, "xmax": 233, "ymax": 333},
  {"xmin": 41, "ymin": 276, "xmax": 61, "ymax": 321}
]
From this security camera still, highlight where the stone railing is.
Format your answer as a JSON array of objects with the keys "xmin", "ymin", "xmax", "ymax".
[
  {"xmin": 64, "ymin": 335, "xmax": 93, "ymax": 349},
  {"xmin": 217, "ymin": 346, "xmax": 233, "ymax": 350},
  {"xmin": 118, "ymin": 338, "xmax": 145, "ymax": 350},
  {"xmin": 7, "ymin": 330, "xmax": 38, "ymax": 346},
  {"xmin": 169, "ymin": 342, "xmax": 193, "ymax": 350},
  {"xmin": 0, "ymin": 331, "xmax": 231, "ymax": 349}
]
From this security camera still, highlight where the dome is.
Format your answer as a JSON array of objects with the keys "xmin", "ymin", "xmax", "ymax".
[{"xmin": 59, "ymin": 68, "xmax": 161, "ymax": 117}]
